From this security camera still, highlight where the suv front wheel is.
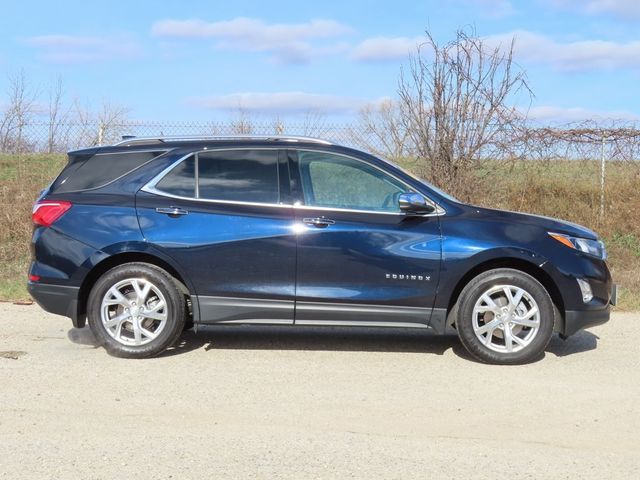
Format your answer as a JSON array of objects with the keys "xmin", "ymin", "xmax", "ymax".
[
  {"xmin": 455, "ymin": 268, "xmax": 555, "ymax": 364},
  {"xmin": 87, "ymin": 262, "xmax": 186, "ymax": 358}
]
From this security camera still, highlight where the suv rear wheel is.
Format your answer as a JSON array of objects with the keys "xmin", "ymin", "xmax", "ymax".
[
  {"xmin": 455, "ymin": 268, "xmax": 555, "ymax": 364},
  {"xmin": 87, "ymin": 262, "xmax": 186, "ymax": 358}
]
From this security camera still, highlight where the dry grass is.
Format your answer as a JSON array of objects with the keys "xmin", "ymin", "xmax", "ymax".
[
  {"xmin": 466, "ymin": 159, "xmax": 640, "ymax": 310},
  {"xmin": 0, "ymin": 154, "xmax": 66, "ymax": 301},
  {"xmin": 1, "ymin": 154, "xmax": 638, "ymax": 310}
]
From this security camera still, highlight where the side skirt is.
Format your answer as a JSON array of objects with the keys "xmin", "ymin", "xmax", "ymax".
[{"xmin": 195, "ymin": 296, "xmax": 448, "ymax": 334}]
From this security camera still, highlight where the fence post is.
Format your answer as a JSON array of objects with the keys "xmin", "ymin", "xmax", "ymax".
[
  {"xmin": 98, "ymin": 123, "xmax": 104, "ymax": 146},
  {"xmin": 600, "ymin": 132, "xmax": 606, "ymax": 219}
]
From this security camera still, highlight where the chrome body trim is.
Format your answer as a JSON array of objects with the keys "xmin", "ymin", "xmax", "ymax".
[
  {"xmin": 295, "ymin": 320, "xmax": 432, "ymax": 329},
  {"xmin": 216, "ymin": 319, "xmax": 293, "ymax": 325}
]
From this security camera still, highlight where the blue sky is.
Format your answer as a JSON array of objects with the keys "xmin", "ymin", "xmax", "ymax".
[{"xmin": 2, "ymin": 0, "xmax": 640, "ymax": 123}]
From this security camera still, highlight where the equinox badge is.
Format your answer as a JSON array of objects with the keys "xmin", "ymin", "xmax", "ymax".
[{"xmin": 386, "ymin": 273, "xmax": 431, "ymax": 281}]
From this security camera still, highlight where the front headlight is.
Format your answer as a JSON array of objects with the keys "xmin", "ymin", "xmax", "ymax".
[{"xmin": 548, "ymin": 232, "xmax": 607, "ymax": 260}]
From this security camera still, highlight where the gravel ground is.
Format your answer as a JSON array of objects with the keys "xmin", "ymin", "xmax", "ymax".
[{"xmin": 0, "ymin": 303, "xmax": 638, "ymax": 479}]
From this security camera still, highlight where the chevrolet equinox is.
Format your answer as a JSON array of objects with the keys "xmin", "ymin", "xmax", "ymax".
[{"xmin": 28, "ymin": 136, "xmax": 616, "ymax": 364}]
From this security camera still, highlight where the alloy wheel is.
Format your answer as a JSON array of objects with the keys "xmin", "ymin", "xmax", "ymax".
[
  {"xmin": 100, "ymin": 278, "xmax": 168, "ymax": 346},
  {"xmin": 471, "ymin": 284, "xmax": 541, "ymax": 354}
]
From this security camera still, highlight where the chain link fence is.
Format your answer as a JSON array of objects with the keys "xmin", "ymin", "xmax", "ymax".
[
  {"xmin": 2, "ymin": 119, "xmax": 640, "ymax": 160},
  {"xmin": 0, "ymin": 120, "xmax": 373, "ymax": 154}
]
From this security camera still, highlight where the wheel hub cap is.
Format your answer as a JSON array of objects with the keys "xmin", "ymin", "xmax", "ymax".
[
  {"xmin": 100, "ymin": 278, "xmax": 168, "ymax": 346},
  {"xmin": 471, "ymin": 284, "xmax": 541, "ymax": 354}
]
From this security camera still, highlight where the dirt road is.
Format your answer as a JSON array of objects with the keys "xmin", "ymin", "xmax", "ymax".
[{"xmin": 0, "ymin": 303, "xmax": 638, "ymax": 479}]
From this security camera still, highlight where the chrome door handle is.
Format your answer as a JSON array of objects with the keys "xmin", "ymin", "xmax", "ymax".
[
  {"xmin": 303, "ymin": 217, "xmax": 335, "ymax": 228},
  {"xmin": 155, "ymin": 206, "xmax": 189, "ymax": 217}
]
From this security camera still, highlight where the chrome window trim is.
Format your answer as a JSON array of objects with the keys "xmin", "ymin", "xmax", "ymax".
[{"xmin": 141, "ymin": 147, "xmax": 445, "ymax": 217}]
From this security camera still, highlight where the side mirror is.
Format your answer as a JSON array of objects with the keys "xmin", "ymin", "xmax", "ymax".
[{"xmin": 398, "ymin": 193, "xmax": 436, "ymax": 215}]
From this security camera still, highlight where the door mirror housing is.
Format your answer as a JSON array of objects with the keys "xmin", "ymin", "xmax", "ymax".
[{"xmin": 398, "ymin": 193, "xmax": 436, "ymax": 215}]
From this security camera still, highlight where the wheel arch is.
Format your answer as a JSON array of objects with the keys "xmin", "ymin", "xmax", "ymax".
[
  {"xmin": 444, "ymin": 257, "xmax": 565, "ymax": 326},
  {"xmin": 76, "ymin": 251, "xmax": 195, "ymax": 328}
]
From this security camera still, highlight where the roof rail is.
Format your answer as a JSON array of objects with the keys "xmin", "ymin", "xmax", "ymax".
[{"xmin": 112, "ymin": 135, "xmax": 333, "ymax": 146}]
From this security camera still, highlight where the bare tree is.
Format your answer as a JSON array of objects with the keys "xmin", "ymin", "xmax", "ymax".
[
  {"xmin": 299, "ymin": 110, "xmax": 330, "ymax": 138},
  {"xmin": 398, "ymin": 29, "xmax": 532, "ymax": 198},
  {"xmin": 71, "ymin": 99, "xmax": 129, "ymax": 147},
  {"xmin": 0, "ymin": 70, "xmax": 38, "ymax": 152},
  {"xmin": 46, "ymin": 76, "xmax": 70, "ymax": 153},
  {"xmin": 97, "ymin": 101, "xmax": 130, "ymax": 144},
  {"xmin": 352, "ymin": 100, "xmax": 410, "ymax": 161},
  {"xmin": 230, "ymin": 107, "xmax": 254, "ymax": 135}
]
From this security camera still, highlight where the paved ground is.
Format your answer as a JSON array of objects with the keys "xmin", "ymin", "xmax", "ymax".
[{"xmin": 0, "ymin": 304, "xmax": 638, "ymax": 479}]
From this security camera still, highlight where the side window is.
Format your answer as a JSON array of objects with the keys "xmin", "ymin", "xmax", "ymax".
[
  {"xmin": 198, "ymin": 150, "xmax": 279, "ymax": 203},
  {"xmin": 155, "ymin": 155, "xmax": 196, "ymax": 197},
  {"xmin": 298, "ymin": 151, "xmax": 409, "ymax": 212},
  {"xmin": 154, "ymin": 150, "xmax": 280, "ymax": 203}
]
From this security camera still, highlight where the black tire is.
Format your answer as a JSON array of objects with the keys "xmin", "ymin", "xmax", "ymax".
[
  {"xmin": 455, "ymin": 268, "xmax": 555, "ymax": 365},
  {"xmin": 87, "ymin": 262, "xmax": 186, "ymax": 358}
]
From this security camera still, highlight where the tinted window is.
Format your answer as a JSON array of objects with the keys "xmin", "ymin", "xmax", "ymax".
[
  {"xmin": 198, "ymin": 150, "xmax": 279, "ymax": 203},
  {"xmin": 298, "ymin": 151, "xmax": 409, "ymax": 212},
  {"xmin": 155, "ymin": 155, "xmax": 196, "ymax": 197},
  {"xmin": 53, "ymin": 151, "xmax": 163, "ymax": 192}
]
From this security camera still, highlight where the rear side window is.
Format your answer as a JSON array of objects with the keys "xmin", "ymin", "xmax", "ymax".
[
  {"xmin": 154, "ymin": 150, "xmax": 280, "ymax": 203},
  {"xmin": 198, "ymin": 150, "xmax": 278, "ymax": 203},
  {"xmin": 52, "ymin": 151, "xmax": 164, "ymax": 193},
  {"xmin": 155, "ymin": 156, "xmax": 196, "ymax": 197}
]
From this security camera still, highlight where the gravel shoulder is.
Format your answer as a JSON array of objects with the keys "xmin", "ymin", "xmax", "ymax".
[{"xmin": 0, "ymin": 303, "xmax": 638, "ymax": 479}]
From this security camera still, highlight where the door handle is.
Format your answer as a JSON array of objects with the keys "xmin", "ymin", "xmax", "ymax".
[
  {"xmin": 155, "ymin": 206, "xmax": 189, "ymax": 217},
  {"xmin": 303, "ymin": 217, "xmax": 335, "ymax": 228}
]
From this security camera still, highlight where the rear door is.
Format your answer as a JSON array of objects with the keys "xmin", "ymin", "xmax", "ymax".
[
  {"xmin": 290, "ymin": 149, "xmax": 442, "ymax": 327},
  {"xmin": 136, "ymin": 148, "xmax": 296, "ymax": 325}
]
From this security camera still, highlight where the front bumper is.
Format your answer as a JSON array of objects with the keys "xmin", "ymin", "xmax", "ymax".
[
  {"xmin": 27, "ymin": 282, "xmax": 82, "ymax": 327},
  {"xmin": 560, "ymin": 283, "xmax": 616, "ymax": 337},
  {"xmin": 563, "ymin": 307, "xmax": 610, "ymax": 337}
]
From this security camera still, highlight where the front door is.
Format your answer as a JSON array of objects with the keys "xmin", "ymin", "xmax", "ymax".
[{"xmin": 290, "ymin": 149, "xmax": 442, "ymax": 327}]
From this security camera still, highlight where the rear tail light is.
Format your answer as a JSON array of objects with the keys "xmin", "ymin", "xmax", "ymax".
[
  {"xmin": 28, "ymin": 274, "xmax": 40, "ymax": 282},
  {"xmin": 32, "ymin": 201, "xmax": 72, "ymax": 227}
]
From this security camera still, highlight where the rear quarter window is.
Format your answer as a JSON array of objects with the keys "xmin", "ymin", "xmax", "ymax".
[{"xmin": 51, "ymin": 151, "xmax": 164, "ymax": 193}]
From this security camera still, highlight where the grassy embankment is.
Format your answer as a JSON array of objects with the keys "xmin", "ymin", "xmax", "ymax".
[{"xmin": 1, "ymin": 153, "xmax": 638, "ymax": 309}]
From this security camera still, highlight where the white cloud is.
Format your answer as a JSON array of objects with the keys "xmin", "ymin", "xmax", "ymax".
[
  {"xmin": 551, "ymin": 0, "xmax": 640, "ymax": 18},
  {"xmin": 188, "ymin": 92, "xmax": 384, "ymax": 114},
  {"xmin": 350, "ymin": 36, "xmax": 423, "ymax": 62},
  {"xmin": 527, "ymin": 105, "xmax": 640, "ymax": 122},
  {"xmin": 26, "ymin": 34, "xmax": 142, "ymax": 64},
  {"xmin": 485, "ymin": 30, "xmax": 640, "ymax": 71},
  {"xmin": 151, "ymin": 17, "xmax": 352, "ymax": 64}
]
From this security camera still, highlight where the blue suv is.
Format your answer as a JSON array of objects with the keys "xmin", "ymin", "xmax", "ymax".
[{"xmin": 28, "ymin": 136, "xmax": 615, "ymax": 364}]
